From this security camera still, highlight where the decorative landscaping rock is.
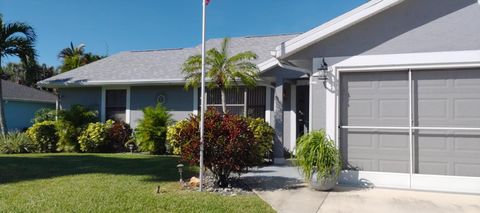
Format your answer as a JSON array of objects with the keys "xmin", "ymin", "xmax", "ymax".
[
  {"xmin": 183, "ymin": 171, "xmax": 253, "ymax": 196},
  {"xmin": 189, "ymin": 177, "xmax": 200, "ymax": 187}
]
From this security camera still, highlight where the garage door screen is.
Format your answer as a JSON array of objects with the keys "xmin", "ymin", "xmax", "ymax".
[{"xmin": 340, "ymin": 69, "xmax": 480, "ymax": 177}]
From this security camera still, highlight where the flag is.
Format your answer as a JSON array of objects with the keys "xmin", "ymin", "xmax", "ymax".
[{"xmin": 205, "ymin": 0, "xmax": 210, "ymax": 5}]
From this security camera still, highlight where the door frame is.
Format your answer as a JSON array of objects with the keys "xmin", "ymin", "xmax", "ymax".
[{"xmin": 315, "ymin": 50, "xmax": 480, "ymax": 194}]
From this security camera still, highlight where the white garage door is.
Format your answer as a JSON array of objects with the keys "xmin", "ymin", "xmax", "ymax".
[{"xmin": 340, "ymin": 69, "xmax": 480, "ymax": 193}]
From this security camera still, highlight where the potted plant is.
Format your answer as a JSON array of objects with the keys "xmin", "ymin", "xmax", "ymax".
[{"xmin": 295, "ymin": 130, "xmax": 342, "ymax": 191}]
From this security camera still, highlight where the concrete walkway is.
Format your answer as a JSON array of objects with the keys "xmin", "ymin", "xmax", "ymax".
[{"xmin": 243, "ymin": 165, "xmax": 480, "ymax": 213}]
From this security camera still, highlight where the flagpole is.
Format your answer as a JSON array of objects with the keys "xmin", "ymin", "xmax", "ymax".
[{"xmin": 199, "ymin": 0, "xmax": 207, "ymax": 192}]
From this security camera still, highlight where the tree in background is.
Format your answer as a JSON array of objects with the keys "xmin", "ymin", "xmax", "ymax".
[
  {"xmin": 182, "ymin": 38, "xmax": 259, "ymax": 113},
  {"xmin": 0, "ymin": 14, "xmax": 37, "ymax": 134},
  {"xmin": 1, "ymin": 62, "xmax": 55, "ymax": 87},
  {"xmin": 58, "ymin": 42, "xmax": 104, "ymax": 72}
]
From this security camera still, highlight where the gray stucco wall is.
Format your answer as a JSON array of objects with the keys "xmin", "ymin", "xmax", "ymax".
[
  {"xmin": 58, "ymin": 87, "xmax": 102, "ymax": 113},
  {"xmin": 130, "ymin": 86, "xmax": 193, "ymax": 128},
  {"xmin": 310, "ymin": 79, "xmax": 326, "ymax": 131},
  {"xmin": 287, "ymin": 0, "xmax": 480, "ymax": 132}
]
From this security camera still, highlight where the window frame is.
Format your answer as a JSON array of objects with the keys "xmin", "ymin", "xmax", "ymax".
[{"xmin": 101, "ymin": 86, "xmax": 131, "ymax": 123}]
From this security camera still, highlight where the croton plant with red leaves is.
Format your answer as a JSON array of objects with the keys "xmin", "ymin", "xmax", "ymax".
[{"xmin": 171, "ymin": 108, "xmax": 262, "ymax": 187}]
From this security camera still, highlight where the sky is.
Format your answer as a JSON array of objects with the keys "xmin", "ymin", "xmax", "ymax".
[{"xmin": 0, "ymin": 0, "xmax": 366, "ymax": 66}]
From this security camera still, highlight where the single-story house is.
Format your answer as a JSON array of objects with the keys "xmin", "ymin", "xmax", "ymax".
[
  {"xmin": 2, "ymin": 80, "xmax": 57, "ymax": 131},
  {"xmin": 39, "ymin": 0, "xmax": 480, "ymax": 194}
]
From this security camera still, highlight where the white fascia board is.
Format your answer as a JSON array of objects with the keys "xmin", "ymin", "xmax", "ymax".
[
  {"xmin": 327, "ymin": 50, "xmax": 480, "ymax": 71},
  {"xmin": 258, "ymin": 58, "xmax": 280, "ymax": 72},
  {"xmin": 274, "ymin": 0, "xmax": 404, "ymax": 59}
]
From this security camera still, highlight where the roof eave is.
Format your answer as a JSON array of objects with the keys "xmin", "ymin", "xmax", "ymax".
[
  {"xmin": 3, "ymin": 97, "xmax": 57, "ymax": 104},
  {"xmin": 38, "ymin": 79, "xmax": 187, "ymax": 88}
]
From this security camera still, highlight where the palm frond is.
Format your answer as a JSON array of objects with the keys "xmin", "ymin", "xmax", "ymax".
[
  {"xmin": 220, "ymin": 38, "xmax": 230, "ymax": 56},
  {"xmin": 58, "ymin": 42, "xmax": 86, "ymax": 59},
  {"xmin": 182, "ymin": 55, "xmax": 202, "ymax": 73},
  {"xmin": 182, "ymin": 37, "xmax": 260, "ymax": 96},
  {"xmin": 3, "ymin": 36, "xmax": 37, "ymax": 64},
  {"xmin": 227, "ymin": 51, "xmax": 257, "ymax": 64},
  {"xmin": 2, "ymin": 22, "xmax": 36, "ymax": 42}
]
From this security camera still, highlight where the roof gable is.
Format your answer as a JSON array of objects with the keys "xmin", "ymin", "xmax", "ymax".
[
  {"xmin": 273, "ymin": 0, "xmax": 404, "ymax": 60},
  {"xmin": 283, "ymin": 0, "xmax": 480, "ymax": 64}
]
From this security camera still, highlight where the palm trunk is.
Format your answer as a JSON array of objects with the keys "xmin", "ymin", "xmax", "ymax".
[
  {"xmin": 220, "ymin": 89, "xmax": 227, "ymax": 114},
  {"xmin": 0, "ymin": 58, "xmax": 6, "ymax": 135}
]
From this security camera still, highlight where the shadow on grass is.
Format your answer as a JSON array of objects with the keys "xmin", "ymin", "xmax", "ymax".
[{"xmin": 0, "ymin": 154, "xmax": 196, "ymax": 185}]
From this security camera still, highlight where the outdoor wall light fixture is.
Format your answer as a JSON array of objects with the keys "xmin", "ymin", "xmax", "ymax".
[
  {"xmin": 317, "ymin": 58, "xmax": 329, "ymax": 81},
  {"xmin": 177, "ymin": 164, "xmax": 184, "ymax": 183}
]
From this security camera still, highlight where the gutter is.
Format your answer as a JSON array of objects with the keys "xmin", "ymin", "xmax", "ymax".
[
  {"xmin": 39, "ymin": 78, "xmax": 275, "ymax": 89},
  {"xmin": 38, "ymin": 79, "xmax": 187, "ymax": 88},
  {"xmin": 3, "ymin": 98, "xmax": 57, "ymax": 104}
]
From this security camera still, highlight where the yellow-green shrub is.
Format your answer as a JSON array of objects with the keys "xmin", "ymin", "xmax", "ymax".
[
  {"xmin": 247, "ymin": 118, "xmax": 275, "ymax": 159},
  {"xmin": 78, "ymin": 120, "xmax": 113, "ymax": 152},
  {"xmin": 26, "ymin": 121, "xmax": 58, "ymax": 152},
  {"xmin": 166, "ymin": 119, "xmax": 189, "ymax": 155}
]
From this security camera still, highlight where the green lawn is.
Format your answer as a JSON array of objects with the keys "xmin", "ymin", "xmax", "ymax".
[{"xmin": 0, "ymin": 154, "xmax": 274, "ymax": 213}]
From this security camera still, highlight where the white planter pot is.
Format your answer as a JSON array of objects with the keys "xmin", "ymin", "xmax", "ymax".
[{"xmin": 309, "ymin": 174, "xmax": 338, "ymax": 191}]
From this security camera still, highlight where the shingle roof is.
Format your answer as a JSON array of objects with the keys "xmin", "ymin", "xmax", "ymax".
[
  {"xmin": 39, "ymin": 34, "xmax": 299, "ymax": 87},
  {"xmin": 2, "ymin": 80, "xmax": 57, "ymax": 103}
]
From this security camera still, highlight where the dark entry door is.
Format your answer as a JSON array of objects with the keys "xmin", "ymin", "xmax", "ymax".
[{"xmin": 296, "ymin": 85, "xmax": 309, "ymax": 138}]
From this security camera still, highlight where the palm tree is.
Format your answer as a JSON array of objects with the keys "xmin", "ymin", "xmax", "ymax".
[
  {"xmin": 182, "ymin": 38, "xmax": 259, "ymax": 113},
  {"xmin": 58, "ymin": 42, "xmax": 85, "ymax": 59},
  {"xmin": 58, "ymin": 42, "xmax": 104, "ymax": 73},
  {"xmin": 0, "ymin": 14, "xmax": 36, "ymax": 134}
]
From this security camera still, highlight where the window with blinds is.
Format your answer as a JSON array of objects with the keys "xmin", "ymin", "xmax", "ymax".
[{"xmin": 199, "ymin": 87, "xmax": 266, "ymax": 119}]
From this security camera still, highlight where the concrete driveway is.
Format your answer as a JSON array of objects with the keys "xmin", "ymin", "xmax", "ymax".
[{"xmin": 242, "ymin": 165, "xmax": 480, "ymax": 213}]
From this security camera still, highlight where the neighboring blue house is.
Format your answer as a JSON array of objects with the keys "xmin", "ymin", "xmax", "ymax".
[
  {"xmin": 2, "ymin": 80, "xmax": 57, "ymax": 131},
  {"xmin": 39, "ymin": 0, "xmax": 480, "ymax": 194}
]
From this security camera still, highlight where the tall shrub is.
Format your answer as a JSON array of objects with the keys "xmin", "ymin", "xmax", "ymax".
[
  {"xmin": 166, "ymin": 119, "xmax": 189, "ymax": 155},
  {"xmin": 32, "ymin": 108, "xmax": 57, "ymax": 123},
  {"xmin": 56, "ymin": 105, "xmax": 98, "ymax": 152},
  {"xmin": 247, "ymin": 118, "xmax": 275, "ymax": 162},
  {"xmin": 26, "ymin": 121, "xmax": 58, "ymax": 152},
  {"xmin": 169, "ymin": 109, "xmax": 260, "ymax": 187},
  {"xmin": 78, "ymin": 120, "xmax": 113, "ymax": 152},
  {"xmin": 107, "ymin": 121, "xmax": 132, "ymax": 152},
  {"xmin": 55, "ymin": 121, "xmax": 78, "ymax": 152},
  {"xmin": 135, "ymin": 104, "xmax": 172, "ymax": 154},
  {"xmin": 59, "ymin": 104, "xmax": 98, "ymax": 128}
]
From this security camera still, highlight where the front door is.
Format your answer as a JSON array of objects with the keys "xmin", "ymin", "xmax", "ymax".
[{"xmin": 296, "ymin": 85, "xmax": 309, "ymax": 138}]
